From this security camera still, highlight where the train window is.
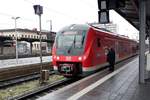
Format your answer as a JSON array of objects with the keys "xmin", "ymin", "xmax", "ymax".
[
  {"xmin": 75, "ymin": 34, "xmax": 83, "ymax": 48},
  {"xmin": 56, "ymin": 30, "xmax": 86, "ymax": 49},
  {"xmin": 97, "ymin": 38, "xmax": 101, "ymax": 47}
]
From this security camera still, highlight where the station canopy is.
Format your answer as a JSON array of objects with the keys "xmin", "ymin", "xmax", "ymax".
[{"xmin": 116, "ymin": 0, "xmax": 150, "ymax": 34}]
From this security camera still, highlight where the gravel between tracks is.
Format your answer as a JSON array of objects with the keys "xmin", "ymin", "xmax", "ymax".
[{"xmin": 0, "ymin": 75, "xmax": 64, "ymax": 100}]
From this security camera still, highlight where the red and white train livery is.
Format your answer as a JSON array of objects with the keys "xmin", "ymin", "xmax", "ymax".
[{"xmin": 52, "ymin": 24, "xmax": 138, "ymax": 77}]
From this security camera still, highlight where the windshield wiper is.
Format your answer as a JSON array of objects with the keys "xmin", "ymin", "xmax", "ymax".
[
  {"xmin": 81, "ymin": 35, "xmax": 85, "ymax": 45},
  {"xmin": 68, "ymin": 35, "xmax": 76, "ymax": 54}
]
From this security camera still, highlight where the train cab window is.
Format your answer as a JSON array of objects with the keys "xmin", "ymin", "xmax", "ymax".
[{"xmin": 97, "ymin": 38, "xmax": 101, "ymax": 47}]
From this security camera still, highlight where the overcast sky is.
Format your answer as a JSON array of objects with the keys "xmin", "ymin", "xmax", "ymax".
[{"xmin": 0, "ymin": 0, "xmax": 138, "ymax": 39}]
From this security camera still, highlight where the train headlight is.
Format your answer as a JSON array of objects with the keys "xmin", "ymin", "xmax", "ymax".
[
  {"xmin": 78, "ymin": 57, "xmax": 82, "ymax": 61},
  {"xmin": 57, "ymin": 56, "xmax": 60, "ymax": 60}
]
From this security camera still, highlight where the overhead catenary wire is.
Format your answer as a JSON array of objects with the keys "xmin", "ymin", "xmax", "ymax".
[
  {"xmin": 0, "ymin": 0, "xmax": 97, "ymax": 29},
  {"xmin": 80, "ymin": 0, "xmax": 98, "ymax": 10},
  {"xmin": 23, "ymin": 0, "xmax": 88, "ymax": 23}
]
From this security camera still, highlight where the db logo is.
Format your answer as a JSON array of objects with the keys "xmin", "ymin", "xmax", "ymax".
[{"xmin": 66, "ymin": 56, "xmax": 71, "ymax": 61}]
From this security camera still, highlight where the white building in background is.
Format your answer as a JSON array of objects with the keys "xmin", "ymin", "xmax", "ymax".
[
  {"xmin": 0, "ymin": 28, "xmax": 56, "ymax": 55},
  {"xmin": 89, "ymin": 22, "xmax": 118, "ymax": 34}
]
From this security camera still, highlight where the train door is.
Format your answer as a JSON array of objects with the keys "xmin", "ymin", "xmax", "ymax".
[
  {"xmin": 98, "ymin": 36, "xmax": 107, "ymax": 64},
  {"xmin": 92, "ymin": 35, "xmax": 104, "ymax": 66}
]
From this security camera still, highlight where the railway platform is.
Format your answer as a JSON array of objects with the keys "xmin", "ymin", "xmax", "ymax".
[
  {"xmin": 0, "ymin": 56, "xmax": 51, "ymax": 69},
  {"xmin": 38, "ymin": 57, "xmax": 150, "ymax": 100}
]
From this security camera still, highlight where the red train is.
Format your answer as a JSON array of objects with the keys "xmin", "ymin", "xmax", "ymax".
[{"xmin": 52, "ymin": 24, "xmax": 138, "ymax": 77}]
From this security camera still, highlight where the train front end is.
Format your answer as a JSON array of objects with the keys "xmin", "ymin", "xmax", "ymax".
[{"xmin": 52, "ymin": 24, "xmax": 89, "ymax": 77}]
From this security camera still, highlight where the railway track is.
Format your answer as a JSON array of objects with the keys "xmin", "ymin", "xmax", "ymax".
[
  {"xmin": 0, "ymin": 62, "xmax": 52, "ymax": 81},
  {"xmin": 8, "ymin": 78, "xmax": 80, "ymax": 100},
  {"xmin": 0, "ymin": 71, "xmax": 55, "ymax": 89},
  {"xmin": 0, "ymin": 74, "xmax": 65, "ymax": 100}
]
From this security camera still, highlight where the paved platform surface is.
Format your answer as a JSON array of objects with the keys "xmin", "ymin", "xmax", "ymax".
[{"xmin": 38, "ymin": 57, "xmax": 150, "ymax": 100}]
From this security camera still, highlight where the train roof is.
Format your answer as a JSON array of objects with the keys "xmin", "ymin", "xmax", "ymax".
[
  {"xmin": 89, "ymin": 25, "xmax": 137, "ymax": 43},
  {"xmin": 58, "ymin": 24, "xmax": 137, "ymax": 43},
  {"xmin": 59, "ymin": 24, "xmax": 111, "ymax": 32},
  {"xmin": 58, "ymin": 24, "xmax": 90, "ymax": 32}
]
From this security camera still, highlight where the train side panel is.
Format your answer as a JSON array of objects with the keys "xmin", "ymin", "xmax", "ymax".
[
  {"xmin": 81, "ymin": 28, "xmax": 138, "ymax": 75},
  {"xmin": 82, "ymin": 29, "xmax": 109, "ymax": 74}
]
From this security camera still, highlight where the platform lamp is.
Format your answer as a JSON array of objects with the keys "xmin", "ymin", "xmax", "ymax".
[
  {"xmin": 12, "ymin": 16, "xmax": 20, "ymax": 64},
  {"xmin": 33, "ymin": 5, "xmax": 45, "ymax": 84}
]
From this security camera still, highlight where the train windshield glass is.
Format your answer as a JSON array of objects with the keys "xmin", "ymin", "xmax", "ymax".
[{"xmin": 56, "ymin": 30, "xmax": 86, "ymax": 55}]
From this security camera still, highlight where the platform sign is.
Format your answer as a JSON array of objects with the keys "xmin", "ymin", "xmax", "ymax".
[
  {"xmin": 98, "ymin": 10, "xmax": 110, "ymax": 24},
  {"xmin": 33, "ymin": 5, "xmax": 43, "ymax": 15},
  {"xmin": 97, "ymin": 0, "xmax": 125, "ymax": 23},
  {"xmin": 97, "ymin": 0, "xmax": 110, "ymax": 24}
]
